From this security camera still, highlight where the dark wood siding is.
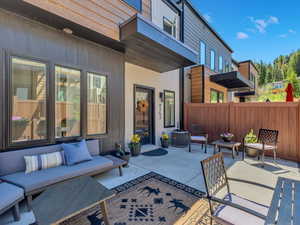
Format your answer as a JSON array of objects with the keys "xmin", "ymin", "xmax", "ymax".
[{"xmin": 0, "ymin": 9, "xmax": 125, "ymax": 152}]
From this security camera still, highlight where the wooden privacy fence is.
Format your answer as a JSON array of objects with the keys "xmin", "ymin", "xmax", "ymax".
[{"xmin": 184, "ymin": 102, "xmax": 300, "ymax": 162}]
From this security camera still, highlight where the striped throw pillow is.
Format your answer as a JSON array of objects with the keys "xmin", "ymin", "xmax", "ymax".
[{"xmin": 24, "ymin": 152, "xmax": 64, "ymax": 174}]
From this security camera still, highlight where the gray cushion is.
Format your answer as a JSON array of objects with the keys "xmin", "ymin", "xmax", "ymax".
[
  {"xmin": 0, "ymin": 139, "xmax": 101, "ymax": 176},
  {"xmin": 1, "ymin": 156, "xmax": 113, "ymax": 193},
  {"xmin": 0, "ymin": 182, "xmax": 24, "ymax": 211},
  {"xmin": 245, "ymin": 143, "xmax": 275, "ymax": 150},
  {"xmin": 214, "ymin": 193, "xmax": 268, "ymax": 225}
]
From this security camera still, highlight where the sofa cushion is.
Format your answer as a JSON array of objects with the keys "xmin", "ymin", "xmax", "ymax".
[
  {"xmin": 62, "ymin": 140, "xmax": 92, "ymax": 165},
  {"xmin": 0, "ymin": 139, "xmax": 101, "ymax": 176},
  {"xmin": 1, "ymin": 156, "xmax": 113, "ymax": 193},
  {"xmin": 0, "ymin": 182, "xmax": 24, "ymax": 211},
  {"xmin": 214, "ymin": 193, "xmax": 268, "ymax": 225}
]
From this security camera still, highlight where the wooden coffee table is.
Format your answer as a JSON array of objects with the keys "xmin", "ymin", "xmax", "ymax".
[
  {"xmin": 32, "ymin": 176, "xmax": 115, "ymax": 225},
  {"xmin": 211, "ymin": 140, "xmax": 241, "ymax": 159}
]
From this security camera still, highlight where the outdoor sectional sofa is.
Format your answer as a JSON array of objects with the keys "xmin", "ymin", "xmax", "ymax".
[{"xmin": 0, "ymin": 139, "xmax": 124, "ymax": 211}]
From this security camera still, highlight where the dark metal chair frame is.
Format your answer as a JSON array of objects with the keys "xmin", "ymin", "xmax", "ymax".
[
  {"xmin": 201, "ymin": 153, "xmax": 267, "ymax": 224},
  {"xmin": 188, "ymin": 124, "xmax": 208, "ymax": 153},
  {"xmin": 243, "ymin": 129, "xmax": 279, "ymax": 167}
]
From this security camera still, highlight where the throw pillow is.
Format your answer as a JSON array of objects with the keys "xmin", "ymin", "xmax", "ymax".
[
  {"xmin": 62, "ymin": 140, "xmax": 92, "ymax": 166},
  {"xmin": 24, "ymin": 151, "xmax": 64, "ymax": 174}
]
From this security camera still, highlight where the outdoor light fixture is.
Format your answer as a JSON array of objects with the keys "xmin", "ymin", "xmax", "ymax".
[{"xmin": 63, "ymin": 28, "xmax": 73, "ymax": 34}]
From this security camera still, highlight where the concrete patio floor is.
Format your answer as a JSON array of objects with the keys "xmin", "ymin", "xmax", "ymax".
[{"xmin": 1, "ymin": 144, "xmax": 300, "ymax": 225}]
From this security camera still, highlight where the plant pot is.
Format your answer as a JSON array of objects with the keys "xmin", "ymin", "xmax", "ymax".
[
  {"xmin": 160, "ymin": 138, "xmax": 169, "ymax": 148},
  {"xmin": 129, "ymin": 143, "xmax": 141, "ymax": 157},
  {"xmin": 246, "ymin": 147, "xmax": 259, "ymax": 157},
  {"xmin": 120, "ymin": 152, "xmax": 131, "ymax": 167}
]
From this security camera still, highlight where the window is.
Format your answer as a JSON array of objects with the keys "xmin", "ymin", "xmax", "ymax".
[
  {"xmin": 122, "ymin": 0, "xmax": 141, "ymax": 11},
  {"xmin": 164, "ymin": 90, "xmax": 175, "ymax": 128},
  {"xmin": 10, "ymin": 57, "xmax": 47, "ymax": 142},
  {"xmin": 163, "ymin": 17, "xmax": 176, "ymax": 38},
  {"xmin": 87, "ymin": 73, "xmax": 107, "ymax": 135},
  {"xmin": 210, "ymin": 89, "xmax": 224, "ymax": 103},
  {"xmin": 210, "ymin": 50, "xmax": 215, "ymax": 71},
  {"xmin": 225, "ymin": 61, "xmax": 230, "ymax": 72},
  {"xmin": 219, "ymin": 56, "xmax": 223, "ymax": 72},
  {"xmin": 200, "ymin": 41, "xmax": 206, "ymax": 65},
  {"xmin": 55, "ymin": 66, "xmax": 81, "ymax": 138}
]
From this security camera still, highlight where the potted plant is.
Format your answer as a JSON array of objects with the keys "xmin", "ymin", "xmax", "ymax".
[
  {"xmin": 11, "ymin": 116, "xmax": 29, "ymax": 140},
  {"xmin": 160, "ymin": 133, "xmax": 169, "ymax": 148},
  {"xmin": 128, "ymin": 134, "xmax": 141, "ymax": 157},
  {"xmin": 244, "ymin": 129, "xmax": 258, "ymax": 157},
  {"xmin": 114, "ymin": 143, "xmax": 130, "ymax": 167},
  {"xmin": 220, "ymin": 132, "xmax": 234, "ymax": 142}
]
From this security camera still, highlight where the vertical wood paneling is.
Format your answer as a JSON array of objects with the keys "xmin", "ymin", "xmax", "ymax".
[{"xmin": 185, "ymin": 102, "xmax": 300, "ymax": 162}]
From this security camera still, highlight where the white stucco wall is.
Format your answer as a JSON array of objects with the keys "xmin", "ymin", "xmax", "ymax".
[{"xmin": 125, "ymin": 63, "xmax": 180, "ymax": 145}]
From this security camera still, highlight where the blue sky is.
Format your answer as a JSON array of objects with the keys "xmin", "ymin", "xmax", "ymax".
[{"xmin": 189, "ymin": 0, "xmax": 300, "ymax": 63}]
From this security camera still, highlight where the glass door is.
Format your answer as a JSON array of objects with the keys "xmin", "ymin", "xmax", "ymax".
[{"xmin": 134, "ymin": 86, "xmax": 154, "ymax": 145}]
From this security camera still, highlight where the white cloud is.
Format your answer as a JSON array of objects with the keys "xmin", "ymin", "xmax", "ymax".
[
  {"xmin": 289, "ymin": 29, "xmax": 296, "ymax": 34},
  {"xmin": 279, "ymin": 34, "xmax": 288, "ymax": 38},
  {"xmin": 237, "ymin": 32, "xmax": 249, "ymax": 39},
  {"xmin": 203, "ymin": 13, "xmax": 212, "ymax": 23},
  {"xmin": 249, "ymin": 16, "xmax": 279, "ymax": 33}
]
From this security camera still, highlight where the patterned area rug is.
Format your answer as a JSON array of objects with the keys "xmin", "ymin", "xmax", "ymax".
[
  {"xmin": 61, "ymin": 172, "xmax": 217, "ymax": 225},
  {"xmin": 142, "ymin": 148, "xmax": 168, "ymax": 156}
]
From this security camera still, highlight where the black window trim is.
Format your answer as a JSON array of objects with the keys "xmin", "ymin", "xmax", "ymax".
[
  {"xmin": 2, "ymin": 50, "xmax": 111, "ymax": 151},
  {"xmin": 6, "ymin": 52, "xmax": 51, "ymax": 148},
  {"xmin": 163, "ymin": 89, "xmax": 176, "ymax": 128},
  {"xmin": 86, "ymin": 71, "xmax": 109, "ymax": 137},
  {"xmin": 163, "ymin": 16, "xmax": 176, "ymax": 38},
  {"xmin": 210, "ymin": 88, "xmax": 224, "ymax": 103}
]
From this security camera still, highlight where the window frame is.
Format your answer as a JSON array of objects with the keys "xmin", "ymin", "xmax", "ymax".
[
  {"xmin": 210, "ymin": 49, "xmax": 216, "ymax": 71},
  {"xmin": 6, "ymin": 52, "xmax": 51, "ymax": 148},
  {"xmin": 163, "ymin": 90, "xmax": 176, "ymax": 128},
  {"xmin": 86, "ymin": 71, "xmax": 109, "ymax": 137},
  {"xmin": 163, "ymin": 16, "xmax": 177, "ymax": 38},
  {"xmin": 199, "ymin": 41, "xmax": 206, "ymax": 65},
  {"xmin": 210, "ymin": 89, "xmax": 224, "ymax": 103},
  {"xmin": 219, "ymin": 56, "xmax": 223, "ymax": 72}
]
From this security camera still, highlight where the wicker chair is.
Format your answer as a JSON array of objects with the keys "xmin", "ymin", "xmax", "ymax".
[
  {"xmin": 243, "ymin": 129, "xmax": 279, "ymax": 167},
  {"xmin": 201, "ymin": 153, "xmax": 268, "ymax": 225},
  {"xmin": 188, "ymin": 124, "xmax": 208, "ymax": 153}
]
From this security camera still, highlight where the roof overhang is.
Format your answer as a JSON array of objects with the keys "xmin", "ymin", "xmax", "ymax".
[
  {"xmin": 120, "ymin": 14, "xmax": 198, "ymax": 73},
  {"xmin": 234, "ymin": 91, "xmax": 256, "ymax": 97},
  {"xmin": 210, "ymin": 71, "xmax": 254, "ymax": 90}
]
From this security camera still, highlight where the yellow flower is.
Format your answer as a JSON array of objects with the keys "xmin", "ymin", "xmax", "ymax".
[
  {"xmin": 131, "ymin": 134, "xmax": 141, "ymax": 144},
  {"xmin": 161, "ymin": 134, "xmax": 169, "ymax": 140}
]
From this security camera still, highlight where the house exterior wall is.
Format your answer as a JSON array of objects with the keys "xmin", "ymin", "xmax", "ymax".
[
  {"xmin": 124, "ymin": 0, "xmax": 180, "ymax": 145},
  {"xmin": 124, "ymin": 63, "xmax": 180, "ymax": 145},
  {"xmin": 24, "ymin": 0, "xmax": 152, "ymax": 41},
  {"xmin": 182, "ymin": 2, "xmax": 232, "ymax": 103},
  {"xmin": 0, "ymin": 9, "xmax": 125, "ymax": 152}
]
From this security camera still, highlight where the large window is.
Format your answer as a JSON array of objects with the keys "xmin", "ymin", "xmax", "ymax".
[
  {"xmin": 200, "ymin": 41, "xmax": 206, "ymax": 65},
  {"xmin": 164, "ymin": 90, "xmax": 175, "ymax": 128},
  {"xmin": 210, "ymin": 89, "xmax": 224, "ymax": 103},
  {"xmin": 219, "ymin": 56, "xmax": 223, "ymax": 72},
  {"xmin": 210, "ymin": 50, "xmax": 215, "ymax": 71},
  {"xmin": 11, "ymin": 57, "xmax": 47, "ymax": 143},
  {"xmin": 55, "ymin": 66, "xmax": 81, "ymax": 138},
  {"xmin": 163, "ymin": 17, "xmax": 176, "ymax": 38},
  {"xmin": 87, "ymin": 73, "xmax": 107, "ymax": 135}
]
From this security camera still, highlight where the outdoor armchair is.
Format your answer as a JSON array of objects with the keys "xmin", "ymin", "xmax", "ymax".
[
  {"xmin": 243, "ymin": 129, "xmax": 279, "ymax": 167},
  {"xmin": 201, "ymin": 153, "xmax": 269, "ymax": 225},
  {"xmin": 189, "ymin": 124, "xmax": 208, "ymax": 153}
]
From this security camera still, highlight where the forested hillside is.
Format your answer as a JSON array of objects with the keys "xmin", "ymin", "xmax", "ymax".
[{"xmin": 255, "ymin": 50, "xmax": 300, "ymax": 97}]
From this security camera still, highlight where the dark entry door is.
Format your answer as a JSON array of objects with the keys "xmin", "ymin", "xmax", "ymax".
[{"xmin": 134, "ymin": 86, "xmax": 154, "ymax": 145}]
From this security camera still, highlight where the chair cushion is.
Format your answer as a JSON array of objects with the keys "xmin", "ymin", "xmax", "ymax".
[
  {"xmin": 191, "ymin": 136, "xmax": 207, "ymax": 142},
  {"xmin": 1, "ymin": 156, "xmax": 113, "ymax": 193},
  {"xmin": 214, "ymin": 193, "xmax": 268, "ymax": 225},
  {"xmin": 245, "ymin": 143, "xmax": 275, "ymax": 150},
  {"xmin": 0, "ymin": 182, "xmax": 24, "ymax": 211},
  {"xmin": 62, "ymin": 140, "xmax": 92, "ymax": 165}
]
